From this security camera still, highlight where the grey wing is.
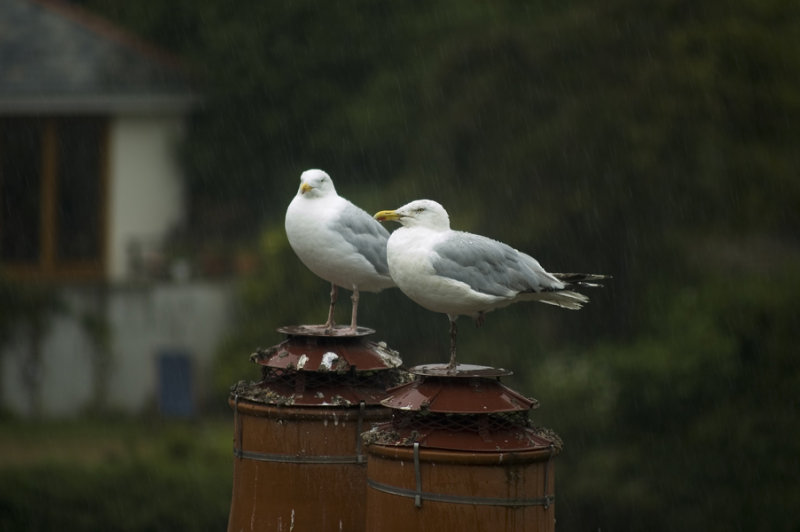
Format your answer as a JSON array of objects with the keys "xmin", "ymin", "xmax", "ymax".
[
  {"xmin": 431, "ymin": 232, "xmax": 562, "ymax": 296},
  {"xmin": 331, "ymin": 202, "xmax": 391, "ymax": 275}
]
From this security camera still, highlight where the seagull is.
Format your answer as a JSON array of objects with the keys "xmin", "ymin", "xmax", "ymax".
[
  {"xmin": 285, "ymin": 169, "xmax": 395, "ymax": 332},
  {"xmin": 374, "ymin": 199, "xmax": 607, "ymax": 367}
]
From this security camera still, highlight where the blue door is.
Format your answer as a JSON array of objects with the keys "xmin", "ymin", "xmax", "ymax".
[{"xmin": 157, "ymin": 350, "xmax": 194, "ymax": 417}]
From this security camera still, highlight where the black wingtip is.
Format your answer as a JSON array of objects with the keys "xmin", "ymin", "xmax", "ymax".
[
  {"xmin": 552, "ymin": 272, "xmax": 612, "ymax": 281},
  {"xmin": 551, "ymin": 272, "xmax": 612, "ymax": 288}
]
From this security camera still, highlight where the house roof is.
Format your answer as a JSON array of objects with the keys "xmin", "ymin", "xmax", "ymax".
[{"xmin": 0, "ymin": 0, "xmax": 199, "ymax": 114}]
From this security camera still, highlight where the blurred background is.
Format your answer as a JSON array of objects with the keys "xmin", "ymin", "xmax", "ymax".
[{"xmin": 1, "ymin": 0, "xmax": 798, "ymax": 530}]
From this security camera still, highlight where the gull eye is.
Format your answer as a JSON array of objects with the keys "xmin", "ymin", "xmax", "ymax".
[{"xmin": 414, "ymin": 207, "xmax": 425, "ymax": 213}]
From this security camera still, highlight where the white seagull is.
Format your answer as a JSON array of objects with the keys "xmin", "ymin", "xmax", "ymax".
[
  {"xmin": 374, "ymin": 199, "xmax": 607, "ymax": 367},
  {"xmin": 285, "ymin": 169, "xmax": 395, "ymax": 332}
]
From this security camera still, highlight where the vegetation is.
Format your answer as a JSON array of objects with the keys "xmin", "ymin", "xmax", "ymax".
[
  {"xmin": 0, "ymin": 418, "xmax": 232, "ymax": 531},
  {"xmin": 56, "ymin": 0, "xmax": 800, "ymax": 529},
  {"xmin": 0, "ymin": 276, "xmax": 65, "ymax": 416}
]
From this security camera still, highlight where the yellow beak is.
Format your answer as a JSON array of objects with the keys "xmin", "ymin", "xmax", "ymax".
[
  {"xmin": 374, "ymin": 209, "xmax": 400, "ymax": 222},
  {"xmin": 300, "ymin": 183, "xmax": 313, "ymax": 194}
]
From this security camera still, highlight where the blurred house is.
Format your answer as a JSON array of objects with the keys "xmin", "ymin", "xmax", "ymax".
[{"xmin": 0, "ymin": 0, "xmax": 234, "ymax": 417}]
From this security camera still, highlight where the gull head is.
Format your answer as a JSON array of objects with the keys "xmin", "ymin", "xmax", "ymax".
[
  {"xmin": 374, "ymin": 199, "xmax": 450, "ymax": 231},
  {"xmin": 298, "ymin": 169, "xmax": 337, "ymax": 197}
]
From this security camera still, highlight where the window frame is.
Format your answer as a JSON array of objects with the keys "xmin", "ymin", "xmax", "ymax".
[{"xmin": 0, "ymin": 115, "xmax": 110, "ymax": 281}]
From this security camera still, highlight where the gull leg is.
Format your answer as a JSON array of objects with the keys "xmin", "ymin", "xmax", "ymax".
[
  {"xmin": 447, "ymin": 315, "xmax": 458, "ymax": 369},
  {"xmin": 348, "ymin": 287, "xmax": 360, "ymax": 332},
  {"xmin": 324, "ymin": 283, "xmax": 337, "ymax": 330}
]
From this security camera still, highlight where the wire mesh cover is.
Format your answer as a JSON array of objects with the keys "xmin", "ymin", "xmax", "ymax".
[
  {"xmin": 363, "ymin": 410, "xmax": 562, "ymax": 452},
  {"xmin": 251, "ymin": 329, "xmax": 403, "ymax": 372},
  {"xmin": 380, "ymin": 374, "xmax": 538, "ymax": 414},
  {"xmin": 364, "ymin": 364, "xmax": 562, "ymax": 452},
  {"xmin": 232, "ymin": 328, "xmax": 409, "ymax": 406},
  {"xmin": 231, "ymin": 366, "xmax": 411, "ymax": 407}
]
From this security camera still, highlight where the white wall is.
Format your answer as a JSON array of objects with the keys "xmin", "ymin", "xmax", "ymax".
[
  {"xmin": 0, "ymin": 282, "xmax": 236, "ymax": 417},
  {"xmin": 107, "ymin": 114, "xmax": 187, "ymax": 281},
  {"xmin": 0, "ymin": 303, "xmax": 95, "ymax": 417},
  {"xmin": 105, "ymin": 281, "xmax": 236, "ymax": 413}
]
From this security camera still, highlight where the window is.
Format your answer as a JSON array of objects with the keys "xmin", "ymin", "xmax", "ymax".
[{"xmin": 0, "ymin": 116, "xmax": 108, "ymax": 280}]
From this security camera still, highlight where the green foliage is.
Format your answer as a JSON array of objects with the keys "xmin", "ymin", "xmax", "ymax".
[
  {"xmin": 0, "ymin": 275, "xmax": 67, "ymax": 415},
  {"xmin": 0, "ymin": 462, "xmax": 229, "ymax": 531},
  {"xmin": 529, "ymin": 268, "xmax": 800, "ymax": 531},
  {"xmin": 0, "ymin": 275, "xmax": 65, "ymax": 345},
  {"xmin": 0, "ymin": 419, "xmax": 231, "ymax": 532},
  {"xmin": 75, "ymin": 0, "xmax": 800, "ymax": 529},
  {"xmin": 82, "ymin": 0, "xmax": 800, "ymax": 255}
]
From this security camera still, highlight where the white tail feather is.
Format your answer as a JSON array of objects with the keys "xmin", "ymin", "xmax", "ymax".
[{"xmin": 524, "ymin": 290, "xmax": 589, "ymax": 310}]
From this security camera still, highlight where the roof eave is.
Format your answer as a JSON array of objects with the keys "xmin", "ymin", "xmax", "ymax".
[{"xmin": 0, "ymin": 93, "xmax": 202, "ymax": 115}]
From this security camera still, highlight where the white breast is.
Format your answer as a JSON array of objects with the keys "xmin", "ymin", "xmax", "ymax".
[{"xmin": 386, "ymin": 227, "xmax": 501, "ymax": 318}]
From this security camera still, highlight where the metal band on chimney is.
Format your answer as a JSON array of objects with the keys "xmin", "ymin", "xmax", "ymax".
[
  {"xmin": 232, "ymin": 448, "xmax": 364, "ymax": 464},
  {"xmin": 367, "ymin": 478, "xmax": 555, "ymax": 508}
]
